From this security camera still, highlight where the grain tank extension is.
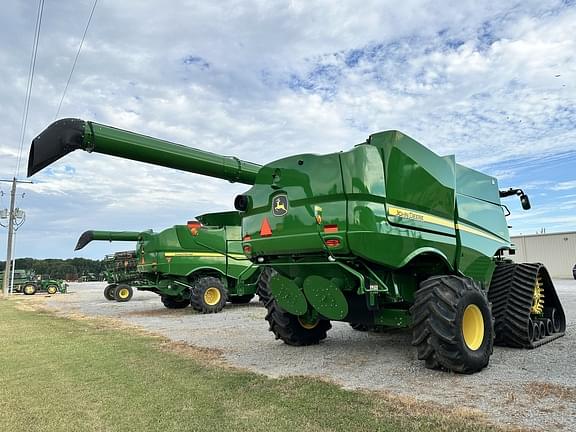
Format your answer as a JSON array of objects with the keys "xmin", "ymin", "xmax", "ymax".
[{"xmin": 28, "ymin": 118, "xmax": 566, "ymax": 374}]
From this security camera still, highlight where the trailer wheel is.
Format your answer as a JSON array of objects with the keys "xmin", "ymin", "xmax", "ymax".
[
  {"xmin": 572, "ymin": 264, "xmax": 576, "ymax": 280},
  {"xmin": 190, "ymin": 277, "xmax": 228, "ymax": 313},
  {"xmin": 260, "ymin": 277, "xmax": 331, "ymax": 346},
  {"xmin": 46, "ymin": 285, "xmax": 58, "ymax": 295},
  {"xmin": 411, "ymin": 275, "xmax": 494, "ymax": 374},
  {"xmin": 114, "ymin": 284, "xmax": 133, "ymax": 302},
  {"xmin": 23, "ymin": 283, "xmax": 37, "ymax": 295},
  {"xmin": 229, "ymin": 294, "xmax": 255, "ymax": 304},
  {"xmin": 161, "ymin": 296, "xmax": 190, "ymax": 309},
  {"xmin": 103, "ymin": 284, "xmax": 117, "ymax": 301}
]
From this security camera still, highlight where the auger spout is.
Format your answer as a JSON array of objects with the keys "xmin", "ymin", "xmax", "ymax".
[
  {"xmin": 28, "ymin": 118, "xmax": 261, "ymax": 184},
  {"xmin": 75, "ymin": 230, "xmax": 142, "ymax": 251}
]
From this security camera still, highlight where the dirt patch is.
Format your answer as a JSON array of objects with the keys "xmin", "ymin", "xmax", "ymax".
[
  {"xmin": 525, "ymin": 382, "xmax": 576, "ymax": 401},
  {"xmin": 123, "ymin": 308, "xmax": 193, "ymax": 318}
]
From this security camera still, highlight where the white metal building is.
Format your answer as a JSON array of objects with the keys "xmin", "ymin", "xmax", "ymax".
[{"xmin": 508, "ymin": 231, "xmax": 576, "ymax": 278}]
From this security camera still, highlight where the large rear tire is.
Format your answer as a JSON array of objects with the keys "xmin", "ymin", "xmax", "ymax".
[
  {"xmin": 161, "ymin": 296, "xmax": 190, "ymax": 309},
  {"xmin": 23, "ymin": 283, "xmax": 37, "ymax": 295},
  {"xmin": 104, "ymin": 284, "xmax": 117, "ymax": 301},
  {"xmin": 260, "ymin": 274, "xmax": 331, "ymax": 346},
  {"xmin": 411, "ymin": 275, "xmax": 494, "ymax": 374},
  {"xmin": 190, "ymin": 277, "xmax": 228, "ymax": 313},
  {"xmin": 114, "ymin": 284, "xmax": 133, "ymax": 302}
]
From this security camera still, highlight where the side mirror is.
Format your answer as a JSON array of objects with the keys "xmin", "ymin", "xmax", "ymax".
[{"xmin": 520, "ymin": 194, "xmax": 531, "ymax": 210}]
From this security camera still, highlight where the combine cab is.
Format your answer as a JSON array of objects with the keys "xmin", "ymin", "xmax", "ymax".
[
  {"xmin": 28, "ymin": 119, "xmax": 566, "ymax": 373},
  {"xmin": 76, "ymin": 211, "xmax": 262, "ymax": 312}
]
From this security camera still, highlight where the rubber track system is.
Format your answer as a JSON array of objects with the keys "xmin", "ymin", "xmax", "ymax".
[{"xmin": 488, "ymin": 262, "xmax": 566, "ymax": 348}]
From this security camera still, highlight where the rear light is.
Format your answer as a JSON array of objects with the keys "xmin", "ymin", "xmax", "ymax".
[
  {"xmin": 323, "ymin": 224, "xmax": 338, "ymax": 233},
  {"xmin": 325, "ymin": 239, "xmax": 340, "ymax": 248},
  {"xmin": 187, "ymin": 220, "xmax": 202, "ymax": 236},
  {"xmin": 242, "ymin": 235, "xmax": 252, "ymax": 254}
]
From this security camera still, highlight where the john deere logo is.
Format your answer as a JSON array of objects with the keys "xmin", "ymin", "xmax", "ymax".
[{"xmin": 272, "ymin": 195, "xmax": 288, "ymax": 216}]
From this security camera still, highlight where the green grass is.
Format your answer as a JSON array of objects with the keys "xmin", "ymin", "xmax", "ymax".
[{"xmin": 0, "ymin": 299, "xmax": 505, "ymax": 432}]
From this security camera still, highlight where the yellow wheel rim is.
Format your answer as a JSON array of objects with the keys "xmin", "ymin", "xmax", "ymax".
[
  {"xmin": 47, "ymin": 286, "xmax": 57, "ymax": 294},
  {"xmin": 118, "ymin": 288, "xmax": 130, "ymax": 299},
  {"xmin": 298, "ymin": 316, "xmax": 319, "ymax": 330},
  {"xmin": 204, "ymin": 287, "xmax": 221, "ymax": 306},
  {"xmin": 24, "ymin": 285, "xmax": 35, "ymax": 294},
  {"xmin": 462, "ymin": 304, "xmax": 484, "ymax": 350}
]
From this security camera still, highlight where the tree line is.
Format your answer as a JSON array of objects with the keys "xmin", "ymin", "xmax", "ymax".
[{"xmin": 0, "ymin": 257, "xmax": 104, "ymax": 281}]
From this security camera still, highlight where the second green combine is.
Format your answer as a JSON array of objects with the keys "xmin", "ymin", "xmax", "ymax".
[{"xmin": 76, "ymin": 211, "xmax": 261, "ymax": 313}]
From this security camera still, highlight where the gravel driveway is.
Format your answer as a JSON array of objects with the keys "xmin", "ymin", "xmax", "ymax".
[{"xmin": 28, "ymin": 279, "xmax": 576, "ymax": 430}]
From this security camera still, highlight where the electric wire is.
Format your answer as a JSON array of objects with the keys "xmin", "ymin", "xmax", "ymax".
[
  {"xmin": 54, "ymin": 0, "xmax": 99, "ymax": 120},
  {"xmin": 15, "ymin": 0, "xmax": 45, "ymax": 177}
]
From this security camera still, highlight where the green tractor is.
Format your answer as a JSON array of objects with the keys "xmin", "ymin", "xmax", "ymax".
[
  {"xmin": 1, "ymin": 269, "xmax": 67, "ymax": 295},
  {"xmin": 75, "ymin": 211, "xmax": 262, "ymax": 312},
  {"xmin": 28, "ymin": 119, "xmax": 566, "ymax": 373}
]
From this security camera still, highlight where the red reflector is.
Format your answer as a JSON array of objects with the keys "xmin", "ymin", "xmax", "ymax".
[
  {"xmin": 325, "ymin": 239, "xmax": 340, "ymax": 248},
  {"xmin": 243, "ymin": 245, "xmax": 252, "ymax": 254},
  {"xmin": 260, "ymin": 217, "xmax": 272, "ymax": 237},
  {"xmin": 323, "ymin": 224, "xmax": 338, "ymax": 233}
]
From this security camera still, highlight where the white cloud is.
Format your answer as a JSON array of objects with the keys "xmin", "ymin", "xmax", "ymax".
[{"xmin": 0, "ymin": 0, "xmax": 575, "ymax": 258}]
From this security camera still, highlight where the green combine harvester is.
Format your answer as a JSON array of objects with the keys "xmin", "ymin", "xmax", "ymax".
[
  {"xmin": 0, "ymin": 269, "xmax": 67, "ymax": 295},
  {"xmin": 28, "ymin": 118, "xmax": 566, "ymax": 373},
  {"xmin": 75, "ymin": 211, "xmax": 262, "ymax": 312}
]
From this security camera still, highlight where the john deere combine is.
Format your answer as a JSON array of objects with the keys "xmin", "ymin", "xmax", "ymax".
[
  {"xmin": 28, "ymin": 118, "xmax": 566, "ymax": 373},
  {"xmin": 75, "ymin": 211, "xmax": 261, "ymax": 312}
]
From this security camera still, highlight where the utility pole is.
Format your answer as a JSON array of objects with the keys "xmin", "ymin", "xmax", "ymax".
[{"xmin": 1, "ymin": 178, "xmax": 32, "ymax": 296}]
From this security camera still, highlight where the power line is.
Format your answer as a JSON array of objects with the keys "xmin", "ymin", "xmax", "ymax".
[
  {"xmin": 54, "ymin": 0, "xmax": 99, "ymax": 120},
  {"xmin": 15, "ymin": 0, "xmax": 45, "ymax": 177}
]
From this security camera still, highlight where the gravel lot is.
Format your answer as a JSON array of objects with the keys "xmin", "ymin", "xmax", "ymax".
[{"xmin": 25, "ymin": 279, "xmax": 576, "ymax": 430}]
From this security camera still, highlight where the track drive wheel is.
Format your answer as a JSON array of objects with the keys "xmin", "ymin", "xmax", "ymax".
[
  {"xmin": 411, "ymin": 275, "xmax": 494, "ymax": 374},
  {"xmin": 260, "ymin": 276, "xmax": 331, "ymax": 346},
  {"xmin": 190, "ymin": 276, "xmax": 228, "ymax": 313},
  {"xmin": 46, "ymin": 285, "xmax": 58, "ymax": 295},
  {"xmin": 161, "ymin": 296, "xmax": 190, "ymax": 309},
  {"xmin": 103, "ymin": 284, "xmax": 117, "ymax": 301},
  {"xmin": 114, "ymin": 284, "xmax": 133, "ymax": 302},
  {"xmin": 23, "ymin": 283, "xmax": 37, "ymax": 295}
]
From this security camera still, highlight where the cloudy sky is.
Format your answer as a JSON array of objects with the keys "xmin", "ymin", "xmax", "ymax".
[{"xmin": 0, "ymin": 0, "xmax": 575, "ymax": 260}]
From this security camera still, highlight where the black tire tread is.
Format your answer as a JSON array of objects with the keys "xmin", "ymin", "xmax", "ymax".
[
  {"xmin": 260, "ymin": 271, "xmax": 331, "ymax": 346},
  {"xmin": 411, "ymin": 275, "xmax": 494, "ymax": 374}
]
